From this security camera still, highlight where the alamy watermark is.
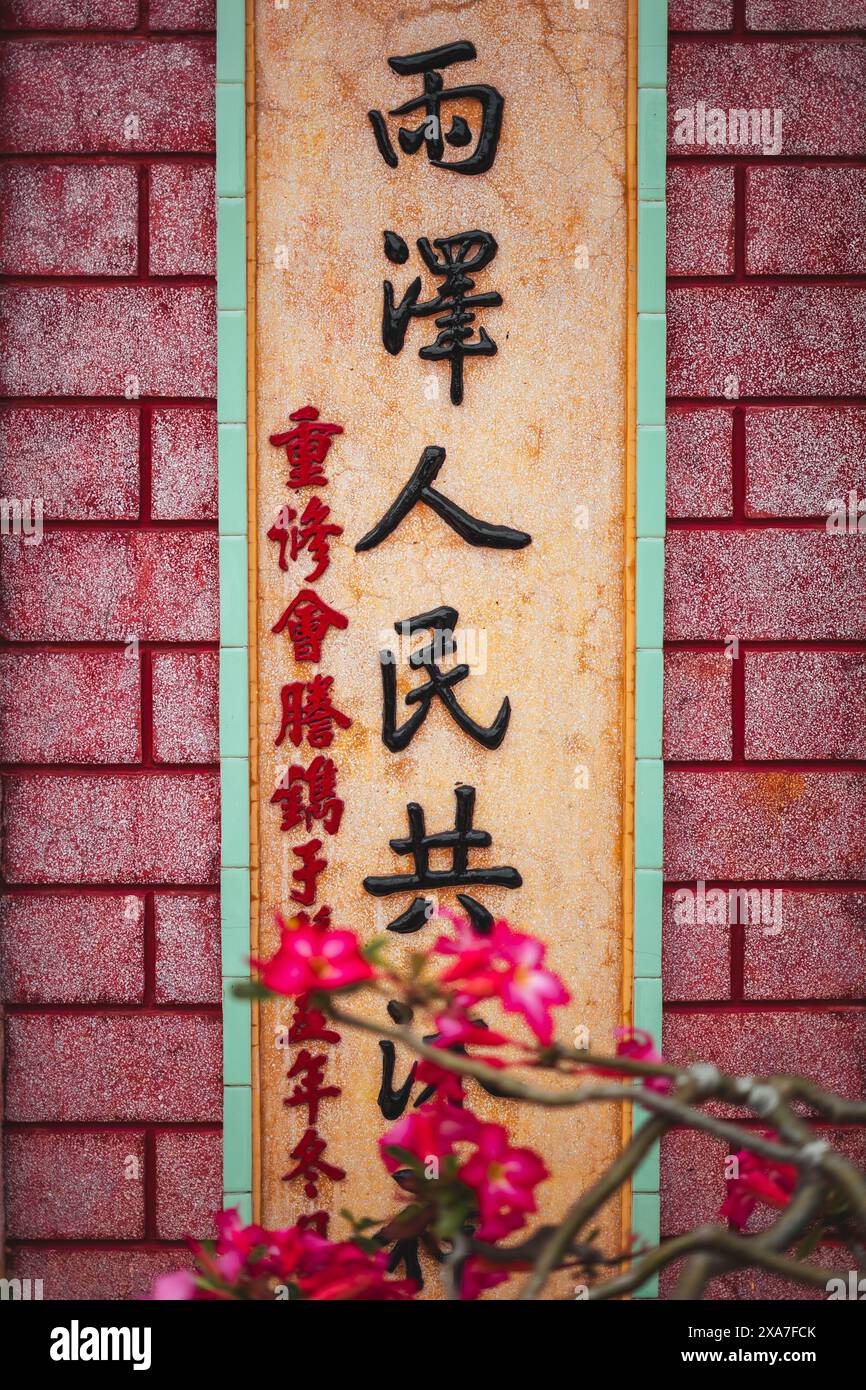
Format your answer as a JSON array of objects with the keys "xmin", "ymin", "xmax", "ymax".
[
  {"xmin": 0, "ymin": 497, "xmax": 43, "ymax": 545},
  {"xmin": 672, "ymin": 101, "xmax": 783, "ymax": 156},
  {"xmin": 672, "ymin": 881, "xmax": 782, "ymax": 937}
]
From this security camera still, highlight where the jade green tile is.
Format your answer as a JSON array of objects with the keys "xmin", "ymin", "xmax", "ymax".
[
  {"xmin": 636, "ymin": 537, "xmax": 664, "ymax": 648},
  {"xmin": 634, "ymin": 868, "xmax": 662, "ymax": 977},
  {"xmin": 635, "ymin": 759, "xmax": 663, "ymax": 870},
  {"xmin": 635, "ymin": 975, "xmax": 663, "ymax": 1043},
  {"xmin": 221, "ymin": 865, "xmax": 250, "ymax": 938},
  {"xmin": 223, "ymin": 1191, "xmax": 253, "ymax": 1222},
  {"xmin": 221, "ymin": 756, "xmax": 250, "ymax": 869},
  {"xmin": 219, "ymin": 535, "xmax": 248, "ymax": 648},
  {"xmin": 635, "ymin": 648, "xmax": 663, "ymax": 759},
  {"xmin": 633, "ymin": 1122, "xmax": 660, "ymax": 1194},
  {"xmin": 217, "ymin": 197, "xmax": 246, "ymax": 311},
  {"xmin": 631, "ymin": 1193, "xmax": 660, "ymax": 1297},
  {"xmin": 223, "ymin": 1086, "xmax": 252, "ymax": 1192},
  {"xmin": 217, "ymin": 311, "xmax": 247, "ymax": 424},
  {"xmin": 636, "ymin": 425, "xmax": 666, "ymax": 538},
  {"xmin": 637, "ymin": 201, "xmax": 666, "ymax": 315},
  {"xmin": 217, "ymin": 0, "xmax": 246, "ymax": 83},
  {"xmin": 218, "ymin": 422, "xmax": 247, "ymax": 535},
  {"xmin": 638, "ymin": 0, "xmax": 668, "ymax": 89},
  {"xmin": 216, "ymin": 84, "xmax": 245, "ymax": 197},
  {"xmin": 223, "ymin": 980, "xmax": 252, "ymax": 1085},
  {"xmin": 220, "ymin": 646, "xmax": 249, "ymax": 759},
  {"xmin": 638, "ymin": 87, "xmax": 666, "ymax": 201},
  {"xmin": 637, "ymin": 315, "xmax": 666, "ymax": 426}
]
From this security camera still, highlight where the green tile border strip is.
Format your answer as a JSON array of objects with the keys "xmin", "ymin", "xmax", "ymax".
[
  {"xmin": 217, "ymin": 0, "xmax": 252, "ymax": 1211},
  {"xmin": 215, "ymin": 0, "xmax": 666, "ymax": 1268},
  {"xmin": 633, "ymin": 0, "xmax": 667, "ymax": 1299}
]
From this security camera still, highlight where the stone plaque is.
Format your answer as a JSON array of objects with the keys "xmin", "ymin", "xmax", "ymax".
[{"xmin": 250, "ymin": 0, "xmax": 634, "ymax": 1292}]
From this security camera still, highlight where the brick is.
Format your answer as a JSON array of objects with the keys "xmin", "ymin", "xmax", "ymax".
[
  {"xmin": 666, "ymin": 408, "xmax": 733, "ymax": 518},
  {"xmin": 745, "ymin": 407, "xmax": 866, "ymax": 518},
  {"xmin": 149, "ymin": 164, "xmax": 216, "ymax": 276},
  {"xmin": 667, "ymin": 166, "xmax": 735, "ymax": 276},
  {"xmin": 663, "ymin": 1009, "xmax": 866, "ymax": 1104},
  {"xmin": 0, "ymin": 285, "xmax": 215, "ymax": 397},
  {"xmin": 150, "ymin": 0, "xmax": 215, "ymax": 29},
  {"xmin": 0, "ymin": 772, "xmax": 220, "ymax": 884},
  {"xmin": 8, "ymin": 1246, "xmax": 196, "ymax": 1301},
  {"xmin": 660, "ymin": 1245, "xmax": 853, "ymax": 1300},
  {"xmin": 0, "ymin": 40, "xmax": 214, "ymax": 154},
  {"xmin": 669, "ymin": 41, "xmax": 866, "ymax": 157},
  {"xmin": 0, "ymin": 165, "xmax": 137, "ymax": 277},
  {"xmin": 661, "ymin": 1128, "xmax": 728, "ymax": 1235},
  {"xmin": 662, "ymin": 888, "xmax": 731, "ymax": 1001},
  {"xmin": 0, "ymin": 530, "xmax": 218, "ymax": 641},
  {"xmin": 6, "ymin": 1013, "xmax": 221, "ymax": 1120},
  {"xmin": 154, "ymin": 893, "xmax": 220, "ymax": 1003},
  {"xmin": 744, "ymin": 650, "xmax": 866, "ymax": 759},
  {"xmin": 746, "ymin": 1, "xmax": 866, "ymax": 30},
  {"xmin": 746, "ymin": 167, "xmax": 866, "ymax": 275},
  {"xmin": 670, "ymin": 0, "xmax": 734, "ymax": 27},
  {"xmin": 661, "ymin": 1126, "xmax": 866, "ymax": 1236},
  {"xmin": 152, "ymin": 650, "xmax": 218, "ymax": 764},
  {"xmin": 0, "ymin": 892, "xmax": 144, "ymax": 1003},
  {"xmin": 0, "ymin": 405, "xmax": 139, "ymax": 521},
  {"xmin": 665, "ymin": 532, "xmax": 866, "ymax": 641},
  {"xmin": 154, "ymin": 1129, "xmax": 220, "ymax": 1238},
  {"xmin": 667, "ymin": 285, "xmax": 866, "ymax": 398},
  {"xmin": 744, "ymin": 890, "xmax": 866, "ymax": 999},
  {"xmin": 0, "ymin": 1, "xmax": 139, "ymax": 26},
  {"xmin": 665, "ymin": 769, "xmax": 866, "ymax": 880},
  {"xmin": 663, "ymin": 650, "xmax": 732, "ymax": 760},
  {"xmin": 5, "ymin": 1131, "xmax": 145, "ymax": 1239},
  {"xmin": 150, "ymin": 407, "xmax": 217, "ymax": 521},
  {"xmin": 0, "ymin": 650, "xmax": 141, "ymax": 763}
]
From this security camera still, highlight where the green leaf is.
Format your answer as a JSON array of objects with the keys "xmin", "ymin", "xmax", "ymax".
[
  {"xmin": 383, "ymin": 1145, "xmax": 426, "ymax": 1176},
  {"xmin": 231, "ymin": 980, "xmax": 274, "ymax": 1001}
]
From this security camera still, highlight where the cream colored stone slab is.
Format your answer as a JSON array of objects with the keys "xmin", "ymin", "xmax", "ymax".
[{"xmin": 253, "ymin": 0, "xmax": 629, "ymax": 1294}]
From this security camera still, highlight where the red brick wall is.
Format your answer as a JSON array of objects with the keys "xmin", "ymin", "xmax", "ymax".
[
  {"xmin": 1, "ymin": 0, "xmax": 865, "ymax": 1303},
  {"xmin": 0, "ymin": 0, "xmax": 220, "ymax": 1299},
  {"xmin": 662, "ymin": 0, "xmax": 866, "ymax": 1297}
]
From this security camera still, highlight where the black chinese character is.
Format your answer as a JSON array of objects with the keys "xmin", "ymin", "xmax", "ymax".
[
  {"xmin": 363, "ymin": 785, "xmax": 522, "ymax": 899},
  {"xmin": 368, "ymin": 41, "xmax": 504, "ymax": 176},
  {"xmin": 383, "ymin": 230, "xmax": 501, "ymax": 405},
  {"xmin": 355, "ymin": 445, "xmax": 531, "ymax": 552},
  {"xmin": 380, "ymin": 605, "xmax": 510, "ymax": 753}
]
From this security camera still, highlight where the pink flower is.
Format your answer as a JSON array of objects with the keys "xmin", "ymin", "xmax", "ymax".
[
  {"xmin": 460, "ymin": 1255, "xmax": 510, "ymax": 1300},
  {"xmin": 720, "ymin": 1140, "xmax": 797, "ymax": 1231},
  {"xmin": 380, "ymin": 1100, "xmax": 480, "ymax": 1175},
  {"xmin": 435, "ymin": 919, "xmax": 570, "ymax": 1045},
  {"xmin": 433, "ymin": 1014, "xmax": 512, "ymax": 1050},
  {"xmin": 151, "ymin": 1269, "xmax": 199, "ymax": 1300},
  {"xmin": 298, "ymin": 1245, "xmax": 416, "ymax": 1301},
  {"xmin": 253, "ymin": 913, "xmax": 373, "ymax": 995},
  {"xmin": 614, "ymin": 1028, "xmax": 670, "ymax": 1093},
  {"xmin": 149, "ymin": 1212, "xmax": 418, "ymax": 1301},
  {"xmin": 459, "ymin": 1121, "xmax": 549, "ymax": 1241},
  {"xmin": 495, "ymin": 929, "xmax": 570, "ymax": 1046}
]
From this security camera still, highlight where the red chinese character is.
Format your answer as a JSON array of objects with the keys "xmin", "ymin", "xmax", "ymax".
[
  {"xmin": 285, "ymin": 1048, "xmax": 341, "ymax": 1125},
  {"xmin": 290, "ymin": 837, "xmax": 327, "ymax": 906},
  {"xmin": 267, "ymin": 498, "xmax": 343, "ymax": 582},
  {"xmin": 289, "ymin": 992, "xmax": 341, "ymax": 1046},
  {"xmin": 272, "ymin": 589, "xmax": 349, "ymax": 663},
  {"xmin": 283, "ymin": 1126, "xmax": 346, "ymax": 1199},
  {"xmin": 297, "ymin": 1211, "xmax": 330, "ymax": 1237},
  {"xmin": 275, "ymin": 675, "xmax": 352, "ymax": 750},
  {"xmin": 269, "ymin": 405, "xmax": 343, "ymax": 490},
  {"xmin": 271, "ymin": 756, "xmax": 344, "ymax": 836}
]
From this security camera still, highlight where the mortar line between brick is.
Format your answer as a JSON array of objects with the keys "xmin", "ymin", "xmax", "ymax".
[{"xmin": 143, "ymin": 1127, "xmax": 157, "ymax": 1240}]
